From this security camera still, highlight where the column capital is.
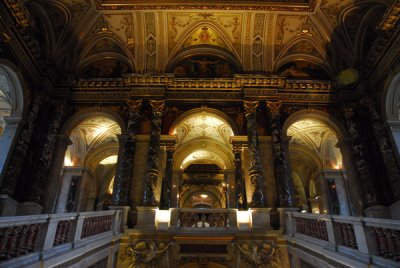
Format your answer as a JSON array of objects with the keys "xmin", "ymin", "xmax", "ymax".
[
  {"xmin": 127, "ymin": 99, "xmax": 142, "ymax": 113},
  {"xmin": 150, "ymin": 100, "xmax": 165, "ymax": 116},
  {"xmin": 243, "ymin": 100, "xmax": 259, "ymax": 117},
  {"xmin": 266, "ymin": 101, "xmax": 282, "ymax": 115}
]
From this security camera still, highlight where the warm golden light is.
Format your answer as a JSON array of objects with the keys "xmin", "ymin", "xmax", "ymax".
[
  {"xmin": 64, "ymin": 156, "xmax": 74, "ymax": 167},
  {"xmin": 200, "ymin": 194, "xmax": 208, "ymax": 198},
  {"xmin": 237, "ymin": 210, "xmax": 251, "ymax": 224},
  {"xmin": 99, "ymin": 155, "xmax": 118, "ymax": 165},
  {"xmin": 156, "ymin": 209, "xmax": 171, "ymax": 230}
]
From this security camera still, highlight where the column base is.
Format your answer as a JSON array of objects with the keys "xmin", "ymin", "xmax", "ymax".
[
  {"xmin": 390, "ymin": 200, "xmax": 400, "ymax": 220},
  {"xmin": 135, "ymin": 206, "xmax": 157, "ymax": 229},
  {"xmin": 0, "ymin": 194, "xmax": 18, "ymax": 216},
  {"xmin": 277, "ymin": 207, "xmax": 299, "ymax": 232},
  {"xmin": 109, "ymin": 205, "xmax": 131, "ymax": 232},
  {"xmin": 364, "ymin": 205, "xmax": 391, "ymax": 219},
  {"xmin": 250, "ymin": 208, "xmax": 272, "ymax": 229},
  {"xmin": 17, "ymin": 202, "xmax": 43, "ymax": 215}
]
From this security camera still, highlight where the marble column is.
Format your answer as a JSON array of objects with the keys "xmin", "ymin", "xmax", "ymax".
[
  {"xmin": 161, "ymin": 143, "xmax": 174, "ymax": 209},
  {"xmin": 337, "ymin": 137, "xmax": 364, "ymax": 216},
  {"xmin": 112, "ymin": 100, "xmax": 142, "ymax": 206},
  {"xmin": 233, "ymin": 142, "xmax": 247, "ymax": 209},
  {"xmin": 267, "ymin": 101, "xmax": 295, "ymax": 207},
  {"xmin": 0, "ymin": 116, "xmax": 20, "ymax": 178},
  {"xmin": 0, "ymin": 93, "xmax": 45, "ymax": 197},
  {"xmin": 142, "ymin": 100, "xmax": 165, "ymax": 206},
  {"xmin": 243, "ymin": 100, "xmax": 265, "ymax": 208},
  {"xmin": 55, "ymin": 166, "xmax": 85, "ymax": 213},
  {"xmin": 42, "ymin": 134, "xmax": 72, "ymax": 213},
  {"xmin": 342, "ymin": 104, "xmax": 378, "ymax": 207},
  {"xmin": 27, "ymin": 100, "xmax": 67, "ymax": 206},
  {"xmin": 360, "ymin": 97, "xmax": 400, "ymax": 202}
]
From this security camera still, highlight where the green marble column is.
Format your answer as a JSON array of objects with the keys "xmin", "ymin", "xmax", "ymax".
[
  {"xmin": 112, "ymin": 100, "xmax": 142, "ymax": 206},
  {"xmin": 243, "ymin": 100, "xmax": 265, "ymax": 208},
  {"xmin": 142, "ymin": 100, "xmax": 165, "ymax": 206}
]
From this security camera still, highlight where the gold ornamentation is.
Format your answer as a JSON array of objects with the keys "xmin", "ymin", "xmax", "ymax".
[
  {"xmin": 267, "ymin": 101, "xmax": 282, "ymax": 115},
  {"xmin": 5, "ymin": 0, "xmax": 30, "ymax": 27},
  {"xmin": 243, "ymin": 100, "xmax": 259, "ymax": 117},
  {"xmin": 128, "ymin": 99, "xmax": 142, "ymax": 113},
  {"xmin": 150, "ymin": 100, "xmax": 165, "ymax": 115}
]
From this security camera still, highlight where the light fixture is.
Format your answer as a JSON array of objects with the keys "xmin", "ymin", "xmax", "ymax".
[{"xmin": 200, "ymin": 194, "xmax": 208, "ymax": 198}]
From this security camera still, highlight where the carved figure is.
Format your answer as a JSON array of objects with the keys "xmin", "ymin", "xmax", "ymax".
[
  {"xmin": 236, "ymin": 242, "xmax": 283, "ymax": 268},
  {"xmin": 122, "ymin": 241, "xmax": 174, "ymax": 268}
]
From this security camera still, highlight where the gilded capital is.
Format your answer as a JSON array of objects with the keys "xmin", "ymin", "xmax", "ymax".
[
  {"xmin": 150, "ymin": 100, "xmax": 165, "ymax": 116},
  {"xmin": 243, "ymin": 100, "xmax": 259, "ymax": 117},
  {"xmin": 128, "ymin": 99, "xmax": 142, "ymax": 114},
  {"xmin": 266, "ymin": 101, "xmax": 282, "ymax": 115}
]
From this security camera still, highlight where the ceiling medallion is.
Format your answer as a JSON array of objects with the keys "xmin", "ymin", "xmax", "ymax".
[{"xmin": 96, "ymin": 0, "xmax": 317, "ymax": 12}]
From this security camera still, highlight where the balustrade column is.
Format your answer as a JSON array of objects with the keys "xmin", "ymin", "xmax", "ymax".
[
  {"xmin": 27, "ymin": 101, "xmax": 67, "ymax": 207},
  {"xmin": 267, "ymin": 101, "xmax": 295, "ymax": 207},
  {"xmin": 161, "ymin": 144, "xmax": 174, "ymax": 209},
  {"xmin": 342, "ymin": 104, "xmax": 378, "ymax": 207},
  {"xmin": 0, "ymin": 93, "xmax": 45, "ymax": 197},
  {"xmin": 360, "ymin": 97, "xmax": 400, "ymax": 202},
  {"xmin": 233, "ymin": 142, "xmax": 247, "ymax": 209},
  {"xmin": 142, "ymin": 100, "xmax": 165, "ymax": 206},
  {"xmin": 243, "ymin": 100, "xmax": 265, "ymax": 208},
  {"xmin": 112, "ymin": 100, "xmax": 142, "ymax": 206}
]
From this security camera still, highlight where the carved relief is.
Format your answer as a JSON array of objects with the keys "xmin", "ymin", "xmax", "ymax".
[
  {"xmin": 121, "ymin": 241, "xmax": 174, "ymax": 268},
  {"xmin": 235, "ymin": 241, "xmax": 283, "ymax": 268},
  {"xmin": 102, "ymin": 13, "xmax": 135, "ymax": 50}
]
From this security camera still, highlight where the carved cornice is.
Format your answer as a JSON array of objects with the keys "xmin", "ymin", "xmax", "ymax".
[
  {"xmin": 4, "ymin": 0, "xmax": 31, "ymax": 27},
  {"xmin": 96, "ymin": 0, "xmax": 317, "ymax": 12}
]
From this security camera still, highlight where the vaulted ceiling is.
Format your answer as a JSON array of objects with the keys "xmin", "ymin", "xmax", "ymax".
[{"xmin": 12, "ymin": 0, "xmax": 395, "ymax": 81}]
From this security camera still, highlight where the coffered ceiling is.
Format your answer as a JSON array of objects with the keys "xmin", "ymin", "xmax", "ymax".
[{"xmin": 7, "ymin": 0, "xmax": 397, "ymax": 81}]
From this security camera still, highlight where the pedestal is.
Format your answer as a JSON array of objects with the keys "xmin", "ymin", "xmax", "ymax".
[
  {"xmin": 390, "ymin": 200, "xmax": 400, "ymax": 220},
  {"xmin": 109, "ymin": 205, "xmax": 131, "ymax": 232},
  {"xmin": 135, "ymin": 206, "xmax": 157, "ymax": 229},
  {"xmin": 250, "ymin": 208, "xmax": 272, "ymax": 229},
  {"xmin": 17, "ymin": 202, "xmax": 43, "ymax": 215},
  {"xmin": 277, "ymin": 207, "xmax": 299, "ymax": 232},
  {"xmin": 364, "ymin": 205, "xmax": 391, "ymax": 219},
  {"xmin": 0, "ymin": 194, "xmax": 18, "ymax": 216}
]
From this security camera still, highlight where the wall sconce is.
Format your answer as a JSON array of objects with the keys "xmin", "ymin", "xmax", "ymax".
[{"xmin": 155, "ymin": 209, "xmax": 171, "ymax": 230}]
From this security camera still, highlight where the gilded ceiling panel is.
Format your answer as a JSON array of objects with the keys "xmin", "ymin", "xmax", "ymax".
[
  {"xmin": 167, "ymin": 12, "xmax": 242, "ymax": 54},
  {"xmin": 102, "ymin": 13, "xmax": 135, "ymax": 48}
]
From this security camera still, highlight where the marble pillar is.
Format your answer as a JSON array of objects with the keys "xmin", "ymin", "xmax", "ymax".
[
  {"xmin": 360, "ymin": 97, "xmax": 400, "ymax": 202},
  {"xmin": 321, "ymin": 169, "xmax": 351, "ymax": 216},
  {"xmin": 142, "ymin": 100, "xmax": 165, "ymax": 206},
  {"xmin": 267, "ymin": 101, "xmax": 295, "ymax": 207},
  {"xmin": 0, "ymin": 93, "xmax": 44, "ymax": 197},
  {"xmin": 337, "ymin": 137, "xmax": 364, "ymax": 216},
  {"xmin": 43, "ymin": 134, "xmax": 72, "ymax": 213},
  {"xmin": 113, "ymin": 100, "xmax": 142, "ymax": 206},
  {"xmin": 27, "ymin": 101, "xmax": 66, "ymax": 206},
  {"xmin": 233, "ymin": 142, "xmax": 247, "ymax": 209},
  {"xmin": 55, "ymin": 166, "xmax": 85, "ymax": 213},
  {"xmin": 0, "ymin": 116, "xmax": 20, "ymax": 180},
  {"xmin": 243, "ymin": 100, "xmax": 265, "ymax": 208},
  {"xmin": 342, "ymin": 104, "xmax": 378, "ymax": 207},
  {"xmin": 161, "ymin": 143, "xmax": 174, "ymax": 209}
]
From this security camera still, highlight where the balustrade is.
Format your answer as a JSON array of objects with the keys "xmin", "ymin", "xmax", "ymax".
[
  {"xmin": 0, "ymin": 210, "xmax": 121, "ymax": 265},
  {"xmin": 287, "ymin": 212, "xmax": 400, "ymax": 266},
  {"xmin": 178, "ymin": 209, "xmax": 229, "ymax": 228}
]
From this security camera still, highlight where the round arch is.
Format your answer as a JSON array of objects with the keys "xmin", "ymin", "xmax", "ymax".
[
  {"xmin": 282, "ymin": 109, "xmax": 345, "ymax": 139},
  {"xmin": 61, "ymin": 108, "xmax": 126, "ymax": 136}
]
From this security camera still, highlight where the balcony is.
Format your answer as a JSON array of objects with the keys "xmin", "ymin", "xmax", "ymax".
[
  {"xmin": 285, "ymin": 212, "xmax": 400, "ymax": 268},
  {"xmin": 0, "ymin": 210, "xmax": 122, "ymax": 268}
]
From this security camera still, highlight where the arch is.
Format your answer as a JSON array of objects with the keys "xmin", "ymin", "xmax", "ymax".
[
  {"xmin": 384, "ymin": 71, "xmax": 400, "ymax": 121},
  {"xmin": 61, "ymin": 108, "xmax": 125, "ymax": 136},
  {"xmin": 283, "ymin": 109, "xmax": 345, "ymax": 139},
  {"xmin": 0, "ymin": 60, "xmax": 26, "ymax": 178}
]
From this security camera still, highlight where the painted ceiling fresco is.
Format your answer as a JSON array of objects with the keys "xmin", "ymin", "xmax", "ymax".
[{"xmin": 22, "ymin": 0, "xmax": 392, "ymax": 79}]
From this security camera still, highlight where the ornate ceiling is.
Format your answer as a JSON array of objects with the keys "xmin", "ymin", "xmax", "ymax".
[{"xmin": 13, "ymin": 0, "xmax": 394, "ymax": 80}]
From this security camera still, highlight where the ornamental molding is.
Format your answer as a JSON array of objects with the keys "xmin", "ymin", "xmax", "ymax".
[{"xmin": 96, "ymin": 0, "xmax": 317, "ymax": 12}]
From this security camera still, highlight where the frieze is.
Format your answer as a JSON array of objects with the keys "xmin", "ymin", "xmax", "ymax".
[
  {"xmin": 4, "ymin": 0, "xmax": 31, "ymax": 27},
  {"xmin": 96, "ymin": 0, "xmax": 317, "ymax": 12}
]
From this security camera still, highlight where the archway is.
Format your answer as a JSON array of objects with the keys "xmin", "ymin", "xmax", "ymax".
[
  {"xmin": 284, "ymin": 115, "xmax": 350, "ymax": 215},
  {"xmin": 0, "ymin": 63, "xmax": 25, "ymax": 179},
  {"xmin": 56, "ymin": 112, "xmax": 122, "ymax": 212},
  {"xmin": 171, "ymin": 108, "xmax": 236, "ymax": 209}
]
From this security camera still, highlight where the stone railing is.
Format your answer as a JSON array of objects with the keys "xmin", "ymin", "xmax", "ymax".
[
  {"xmin": 286, "ymin": 212, "xmax": 400, "ymax": 266},
  {"xmin": 177, "ymin": 209, "xmax": 230, "ymax": 228},
  {"xmin": 0, "ymin": 210, "xmax": 122, "ymax": 267}
]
